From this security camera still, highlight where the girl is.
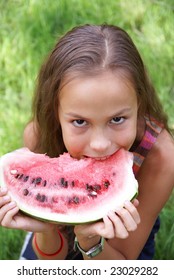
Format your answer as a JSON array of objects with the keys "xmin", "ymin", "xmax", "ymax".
[{"xmin": 0, "ymin": 24, "xmax": 174, "ymax": 260}]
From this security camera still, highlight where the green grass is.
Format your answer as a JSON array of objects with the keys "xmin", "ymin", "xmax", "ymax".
[{"xmin": 0, "ymin": 0, "xmax": 174, "ymax": 259}]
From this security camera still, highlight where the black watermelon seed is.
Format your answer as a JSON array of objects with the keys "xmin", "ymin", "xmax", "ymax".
[
  {"xmin": 60, "ymin": 177, "xmax": 68, "ymax": 188},
  {"xmin": 64, "ymin": 181, "xmax": 68, "ymax": 187},
  {"xmin": 93, "ymin": 185, "xmax": 101, "ymax": 191},
  {"xmin": 40, "ymin": 195, "xmax": 46, "ymax": 202},
  {"xmin": 35, "ymin": 177, "xmax": 42, "ymax": 185},
  {"xmin": 71, "ymin": 181, "xmax": 75, "ymax": 187},
  {"xmin": 43, "ymin": 180, "xmax": 47, "ymax": 187},
  {"xmin": 36, "ymin": 193, "xmax": 47, "ymax": 202},
  {"xmin": 86, "ymin": 184, "xmax": 93, "ymax": 191},
  {"xmin": 23, "ymin": 189, "xmax": 29, "ymax": 196},
  {"xmin": 104, "ymin": 180, "xmax": 110, "ymax": 188},
  {"xmin": 23, "ymin": 175, "xmax": 29, "ymax": 182},
  {"xmin": 15, "ymin": 174, "xmax": 20, "ymax": 179},
  {"xmin": 36, "ymin": 193, "xmax": 41, "ymax": 200},
  {"xmin": 73, "ymin": 196, "xmax": 80, "ymax": 204},
  {"xmin": 60, "ymin": 177, "xmax": 65, "ymax": 186}
]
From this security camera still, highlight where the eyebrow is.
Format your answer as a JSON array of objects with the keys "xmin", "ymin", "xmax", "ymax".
[
  {"xmin": 109, "ymin": 107, "xmax": 132, "ymax": 117},
  {"xmin": 65, "ymin": 107, "xmax": 132, "ymax": 119}
]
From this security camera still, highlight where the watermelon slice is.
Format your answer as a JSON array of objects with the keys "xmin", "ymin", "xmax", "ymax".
[{"xmin": 0, "ymin": 148, "xmax": 138, "ymax": 224}]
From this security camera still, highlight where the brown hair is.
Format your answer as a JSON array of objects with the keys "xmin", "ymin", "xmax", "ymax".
[{"xmin": 32, "ymin": 24, "xmax": 169, "ymax": 157}]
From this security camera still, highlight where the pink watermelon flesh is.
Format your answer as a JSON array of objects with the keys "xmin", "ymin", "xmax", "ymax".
[{"xmin": 0, "ymin": 148, "xmax": 138, "ymax": 224}]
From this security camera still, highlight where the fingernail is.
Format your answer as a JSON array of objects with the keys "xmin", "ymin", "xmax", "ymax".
[
  {"xmin": 0, "ymin": 188, "xmax": 7, "ymax": 193},
  {"xmin": 9, "ymin": 201, "xmax": 16, "ymax": 207},
  {"xmin": 4, "ymin": 195, "xmax": 10, "ymax": 201},
  {"xmin": 124, "ymin": 200, "xmax": 130, "ymax": 206},
  {"xmin": 114, "ymin": 207, "xmax": 121, "ymax": 212}
]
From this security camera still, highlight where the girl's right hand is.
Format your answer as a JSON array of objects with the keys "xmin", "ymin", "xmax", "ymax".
[{"xmin": 0, "ymin": 188, "xmax": 56, "ymax": 232}]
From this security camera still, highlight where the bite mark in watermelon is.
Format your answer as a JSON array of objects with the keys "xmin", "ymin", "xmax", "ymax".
[{"xmin": 0, "ymin": 148, "xmax": 138, "ymax": 224}]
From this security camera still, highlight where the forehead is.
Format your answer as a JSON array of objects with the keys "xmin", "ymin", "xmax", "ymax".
[{"xmin": 59, "ymin": 71, "xmax": 137, "ymax": 106}]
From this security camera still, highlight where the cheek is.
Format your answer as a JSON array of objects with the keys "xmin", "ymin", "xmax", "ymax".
[
  {"xmin": 125, "ymin": 126, "xmax": 137, "ymax": 149},
  {"xmin": 116, "ymin": 124, "xmax": 137, "ymax": 150},
  {"xmin": 126, "ymin": 132, "xmax": 137, "ymax": 149},
  {"xmin": 116, "ymin": 133, "xmax": 135, "ymax": 149},
  {"xmin": 61, "ymin": 128, "xmax": 86, "ymax": 156}
]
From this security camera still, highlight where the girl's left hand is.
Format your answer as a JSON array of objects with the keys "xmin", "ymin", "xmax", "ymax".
[{"xmin": 74, "ymin": 199, "xmax": 140, "ymax": 245}]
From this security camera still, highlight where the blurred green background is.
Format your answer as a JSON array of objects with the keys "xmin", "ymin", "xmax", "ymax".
[{"xmin": 0, "ymin": 0, "xmax": 174, "ymax": 259}]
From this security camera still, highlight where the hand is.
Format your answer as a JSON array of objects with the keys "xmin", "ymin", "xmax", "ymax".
[
  {"xmin": 0, "ymin": 188, "xmax": 55, "ymax": 232},
  {"xmin": 103, "ymin": 199, "xmax": 140, "ymax": 239},
  {"xmin": 74, "ymin": 199, "xmax": 140, "ymax": 245}
]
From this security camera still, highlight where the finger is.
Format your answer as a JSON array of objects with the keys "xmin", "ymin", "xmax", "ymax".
[
  {"xmin": 131, "ymin": 198, "xmax": 139, "ymax": 208},
  {"xmin": 0, "ymin": 188, "xmax": 8, "ymax": 196},
  {"xmin": 0, "ymin": 195, "xmax": 11, "ymax": 207},
  {"xmin": 115, "ymin": 207, "xmax": 138, "ymax": 232},
  {"xmin": 89, "ymin": 216, "xmax": 115, "ymax": 239},
  {"xmin": 107, "ymin": 211, "xmax": 129, "ymax": 239},
  {"xmin": 124, "ymin": 200, "xmax": 141, "ymax": 224},
  {"xmin": 99, "ymin": 215, "xmax": 115, "ymax": 239},
  {"xmin": 0, "ymin": 202, "xmax": 19, "ymax": 228},
  {"xmin": 0, "ymin": 201, "xmax": 17, "ymax": 221}
]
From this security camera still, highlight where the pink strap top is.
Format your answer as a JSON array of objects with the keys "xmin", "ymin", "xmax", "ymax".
[{"xmin": 132, "ymin": 116, "xmax": 163, "ymax": 176}]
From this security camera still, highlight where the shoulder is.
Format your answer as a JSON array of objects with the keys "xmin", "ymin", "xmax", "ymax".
[{"xmin": 23, "ymin": 121, "xmax": 40, "ymax": 152}]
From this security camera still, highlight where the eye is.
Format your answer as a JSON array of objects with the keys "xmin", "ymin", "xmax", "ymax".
[
  {"xmin": 72, "ymin": 119, "xmax": 87, "ymax": 127},
  {"xmin": 110, "ymin": 117, "xmax": 125, "ymax": 124}
]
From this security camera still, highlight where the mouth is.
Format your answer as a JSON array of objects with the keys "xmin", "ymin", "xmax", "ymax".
[
  {"xmin": 92, "ymin": 156, "xmax": 111, "ymax": 161},
  {"xmin": 84, "ymin": 154, "xmax": 114, "ymax": 161}
]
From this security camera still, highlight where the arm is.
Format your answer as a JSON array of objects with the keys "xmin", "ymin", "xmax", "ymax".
[
  {"xmin": 112, "ymin": 128, "xmax": 174, "ymax": 260},
  {"xmin": 0, "ymin": 121, "xmax": 69, "ymax": 259},
  {"xmin": 74, "ymin": 129, "xmax": 174, "ymax": 260},
  {"xmin": 32, "ymin": 226, "xmax": 68, "ymax": 260}
]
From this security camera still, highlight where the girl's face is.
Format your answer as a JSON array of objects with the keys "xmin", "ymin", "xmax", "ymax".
[{"xmin": 58, "ymin": 71, "xmax": 138, "ymax": 160}]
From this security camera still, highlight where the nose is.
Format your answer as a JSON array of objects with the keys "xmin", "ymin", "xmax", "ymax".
[{"xmin": 89, "ymin": 128, "xmax": 111, "ymax": 154}]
